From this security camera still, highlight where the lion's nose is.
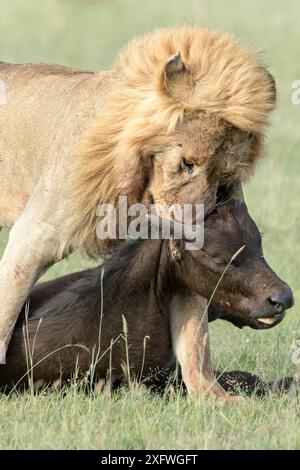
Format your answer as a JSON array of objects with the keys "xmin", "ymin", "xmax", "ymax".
[{"xmin": 269, "ymin": 286, "xmax": 294, "ymax": 312}]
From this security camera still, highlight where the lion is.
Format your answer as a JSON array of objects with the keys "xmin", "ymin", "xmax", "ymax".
[{"xmin": 0, "ymin": 27, "xmax": 276, "ymax": 402}]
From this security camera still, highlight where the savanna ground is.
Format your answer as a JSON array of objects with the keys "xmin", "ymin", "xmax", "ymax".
[{"xmin": 0, "ymin": 0, "xmax": 300, "ymax": 450}]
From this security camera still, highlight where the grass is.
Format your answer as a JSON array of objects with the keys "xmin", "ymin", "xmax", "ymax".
[
  {"xmin": 1, "ymin": 387, "xmax": 300, "ymax": 450},
  {"xmin": 0, "ymin": 0, "xmax": 300, "ymax": 449}
]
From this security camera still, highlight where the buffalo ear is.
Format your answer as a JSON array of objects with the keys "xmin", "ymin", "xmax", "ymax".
[{"xmin": 231, "ymin": 180, "xmax": 244, "ymax": 202}]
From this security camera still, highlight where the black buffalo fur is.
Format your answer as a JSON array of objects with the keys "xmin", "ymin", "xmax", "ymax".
[{"xmin": 0, "ymin": 201, "xmax": 296, "ymax": 396}]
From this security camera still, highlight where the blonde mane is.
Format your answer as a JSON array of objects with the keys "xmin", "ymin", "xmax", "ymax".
[{"xmin": 60, "ymin": 26, "xmax": 276, "ymax": 257}]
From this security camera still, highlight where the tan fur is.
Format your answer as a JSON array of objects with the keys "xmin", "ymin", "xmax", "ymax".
[{"xmin": 59, "ymin": 27, "xmax": 275, "ymax": 257}]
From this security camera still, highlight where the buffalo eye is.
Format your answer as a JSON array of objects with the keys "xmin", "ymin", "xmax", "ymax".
[
  {"xmin": 214, "ymin": 258, "xmax": 230, "ymax": 268},
  {"xmin": 180, "ymin": 158, "xmax": 195, "ymax": 173}
]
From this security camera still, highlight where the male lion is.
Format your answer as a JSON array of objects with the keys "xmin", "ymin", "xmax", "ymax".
[{"xmin": 0, "ymin": 27, "xmax": 276, "ymax": 401}]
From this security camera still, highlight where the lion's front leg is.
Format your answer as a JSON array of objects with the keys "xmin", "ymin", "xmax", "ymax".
[
  {"xmin": 170, "ymin": 291, "xmax": 242, "ymax": 403},
  {"xmin": 0, "ymin": 210, "xmax": 58, "ymax": 357}
]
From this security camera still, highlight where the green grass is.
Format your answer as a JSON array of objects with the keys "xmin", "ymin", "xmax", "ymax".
[
  {"xmin": 2, "ymin": 386, "xmax": 300, "ymax": 450},
  {"xmin": 0, "ymin": 0, "xmax": 300, "ymax": 450}
]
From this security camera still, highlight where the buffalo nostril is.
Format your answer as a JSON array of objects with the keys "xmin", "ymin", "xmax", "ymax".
[{"xmin": 270, "ymin": 286, "xmax": 294, "ymax": 311}]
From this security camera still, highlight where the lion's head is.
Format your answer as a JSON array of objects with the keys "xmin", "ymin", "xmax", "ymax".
[
  {"xmin": 144, "ymin": 110, "xmax": 262, "ymax": 213},
  {"xmin": 61, "ymin": 27, "xmax": 276, "ymax": 257}
]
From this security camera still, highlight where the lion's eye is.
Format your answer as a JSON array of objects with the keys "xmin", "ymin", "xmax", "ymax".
[{"xmin": 180, "ymin": 158, "xmax": 195, "ymax": 173}]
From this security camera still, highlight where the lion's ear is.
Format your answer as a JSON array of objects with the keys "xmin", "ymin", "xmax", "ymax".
[
  {"xmin": 262, "ymin": 67, "xmax": 277, "ymax": 106},
  {"xmin": 164, "ymin": 52, "xmax": 185, "ymax": 78},
  {"xmin": 161, "ymin": 52, "xmax": 189, "ymax": 97}
]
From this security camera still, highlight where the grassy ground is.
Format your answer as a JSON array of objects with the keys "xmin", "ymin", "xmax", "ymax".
[{"xmin": 0, "ymin": 0, "xmax": 300, "ymax": 449}]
